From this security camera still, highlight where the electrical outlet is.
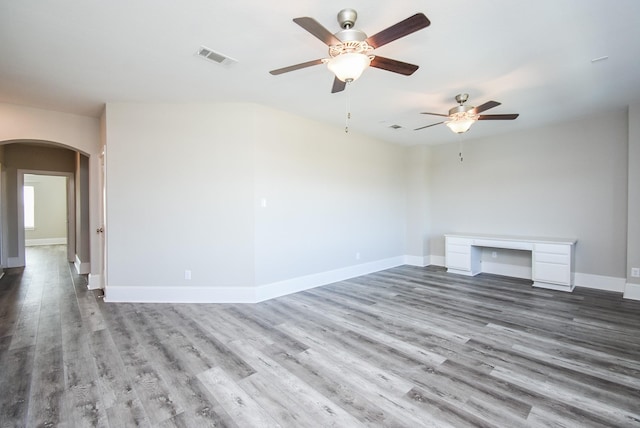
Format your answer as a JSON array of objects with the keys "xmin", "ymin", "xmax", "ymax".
[
  {"xmin": 632, "ymin": 267, "xmax": 640, "ymax": 278},
  {"xmin": 492, "ymin": 251, "xmax": 497, "ymax": 258},
  {"xmin": 185, "ymin": 270, "xmax": 192, "ymax": 280},
  {"xmin": 356, "ymin": 252, "xmax": 361, "ymax": 260}
]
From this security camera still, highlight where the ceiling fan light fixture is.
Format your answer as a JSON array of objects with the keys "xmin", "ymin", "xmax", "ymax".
[
  {"xmin": 445, "ymin": 112, "xmax": 479, "ymax": 134},
  {"xmin": 327, "ymin": 52, "xmax": 371, "ymax": 82}
]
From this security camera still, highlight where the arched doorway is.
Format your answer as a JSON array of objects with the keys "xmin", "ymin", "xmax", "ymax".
[{"xmin": 0, "ymin": 141, "xmax": 91, "ymax": 275}]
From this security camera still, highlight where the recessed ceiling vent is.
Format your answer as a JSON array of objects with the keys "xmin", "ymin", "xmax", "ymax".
[
  {"xmin": 196, "ymin": 46, "xmax": 237, "ymax": 66},
  {"xmin": 389, "ymin": 124, "xmax": 403, "ymax": 130}
]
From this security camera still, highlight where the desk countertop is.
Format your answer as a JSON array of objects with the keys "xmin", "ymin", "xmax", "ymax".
[{"xmin": 445, "ymin": 233, "xmax": 577, "ymax": 245}]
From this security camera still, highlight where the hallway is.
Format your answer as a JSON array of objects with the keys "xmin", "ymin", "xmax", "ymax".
[{"xmin": 0, "ymin": 245, "xmax": 104, "ymax": 426}]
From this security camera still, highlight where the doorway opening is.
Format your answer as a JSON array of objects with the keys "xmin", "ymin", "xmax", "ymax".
[{"xmin": 18, "ymin": 171, "xmax": 75, "ymax": 267}]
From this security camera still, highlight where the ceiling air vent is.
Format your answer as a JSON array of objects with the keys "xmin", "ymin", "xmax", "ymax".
[
  {"xmin": 196, "ymin": 46, "xmax": 237, "ymax": 66},
  {"xmin": 389, "ymin": 124, "xmax": 403, "ymax": 130}
]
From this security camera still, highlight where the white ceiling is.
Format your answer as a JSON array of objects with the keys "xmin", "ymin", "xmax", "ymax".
[{"xmin": 2, "ymin": 0, "xmax": 640, "ymax": 146}]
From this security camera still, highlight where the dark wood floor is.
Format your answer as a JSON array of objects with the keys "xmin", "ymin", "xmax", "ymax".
[{"xmin": 1, "ymin": 246, "xmax": 640, "ymax": 427}]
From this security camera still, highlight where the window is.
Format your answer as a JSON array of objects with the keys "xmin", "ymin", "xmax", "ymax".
[{"xmin": 24, "ymin": 185, "xmax": 35, "ymax": 229}]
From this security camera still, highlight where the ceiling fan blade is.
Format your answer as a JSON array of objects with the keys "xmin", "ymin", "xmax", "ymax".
[
  {"xmin": 293, "ymin": 17, "xmax": 342, "ymax": 46},
  {"xmin": 478, "ymin": 114, "xmax": 520, "ymax": 120},
  {"xmin": 473, "ymin": 101, "xmax": 501, "ymax": 114},
  {"xmin": 269, "ymin": 59, "xmax": 324, "ymax": 75},
  {"xmin": 365, "ymin": 13, "xmax": 431, "ymax": 49},
  {"xmin": 420, "ymin": 112, "xmax": 449, "ymax": 117},
  {"xmin": 370, "ymin": 56, "xmax": 419, "ymax": 76},
  {"xmin": 414, "ymin": 121, "xmax": 444, "ymax": 131},
  {"xmin": 331, "ymin": 77, "xmax": 346, "ymax": 93}
]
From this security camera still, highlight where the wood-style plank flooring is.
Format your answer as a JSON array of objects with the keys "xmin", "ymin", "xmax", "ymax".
[{"xmin": 1, "ymin": 245, "xmax": 640, "ymax": 427}]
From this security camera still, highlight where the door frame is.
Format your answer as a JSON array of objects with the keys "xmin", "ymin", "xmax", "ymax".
[{"xmin": 17, "ymin": 169, "xmax": 75, "ymax": 265}]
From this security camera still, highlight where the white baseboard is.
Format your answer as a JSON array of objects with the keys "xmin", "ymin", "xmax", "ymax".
[
  {"xmin": 404, "ymin": 255, "xmax": 449, "ymax": 268},
  {"xmin": 574, "ymin": 272, "xmax": 626, "ymax": 293},
  {"xmin": 434, "ymin": 257, "xmax": 626, "ymax": 294},
  {"xmin": 100, "ymin": 254, "xmax": 632, "ymax": 303},
  {"xmin": 88, "ymin": 273, "xmax": 103, "ymax": 290},
  {"xmin": 255, "ymin": 256, "xmax": 405, "ymax": 302},
  {"xmin": 25, "ymin": 237, "xmax": 67, "ymax": 246},
  {"xmin": 105, "ymin": 256, "xmax": 406, "ymax": 304},
  {"xmin": 404, "ymin": 255, "xmax": 430, "ymax": 267},
  {"xmin": 429, "ymin": 255, "xmax": 446, "ymax": 267},
  {"xmin": 74, "ymin": 255, "xmax": 90, "ymax": 275},
  {"xmin": 7, "ymin": 257, "xmax": 22, "ymax": 268},
  {"xmin": 105, "ymin": 284, "xmax": 258, "ymax": 303},
  {"xmin": 624, "ymin": 283, "xmax": 640, "ymax": 300}
]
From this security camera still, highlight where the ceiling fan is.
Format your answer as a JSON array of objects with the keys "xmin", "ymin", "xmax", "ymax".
[
  {"xmin": 415, "ymin": 94, "xmax": 520, "ymax": 134},
  {"xmin": 269, "ymin": 9, "xmax": 430, "ymax": 93}
]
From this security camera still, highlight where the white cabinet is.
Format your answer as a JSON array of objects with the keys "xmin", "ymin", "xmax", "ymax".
[
  {"xmin": 532, "ymin": 243, "xmax": 574, "ymax": 291},
  {"xmin": 445, "ymin": 234, "xmax": 576, "ymax": 292},
  {"xmin": 445, "ymin": 237, "xmax": 481, "ymax": 275}
]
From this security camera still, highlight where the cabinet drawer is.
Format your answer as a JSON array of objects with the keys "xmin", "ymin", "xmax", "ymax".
[
  {"xmin": 533, "ymin": 262, "xmax": 570, "ymax": 285},
  {"xmin": 446, "ymin": 252, "xmax": 471, "ymax": 270},
  {"xmin": 534, "ymin": 252, "xmax": 569, "ymax": 265},
  {"xmin": 534, "ymin": 243, "xmax": 570, "ymax": 255},
  {"xmin": 446, "ymin": 237, "xmax": 472, "ymax": 246},
  {"xmin": 446, "ymin": 243, "xmax": 470, "ymax": 255}
]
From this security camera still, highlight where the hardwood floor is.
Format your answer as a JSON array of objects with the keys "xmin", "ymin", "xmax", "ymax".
[{"xmin": 1, "ymin": 245, "xmax": 640, "ymax": 427}]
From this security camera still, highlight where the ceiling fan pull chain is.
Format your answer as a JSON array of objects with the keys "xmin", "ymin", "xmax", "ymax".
[
  {"xmin": 458, "ymin": 137, "xmax": 464, "ymax": 162},
  {"xmin": 345, "ymin": 81, "xmax": 351, "ymax": 133}
]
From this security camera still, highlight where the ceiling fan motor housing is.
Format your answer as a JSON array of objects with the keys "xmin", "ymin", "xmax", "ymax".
[
  {"xmin": 330, "ymin": 9, "xmax": 370, "ymax": 57},
  {"xmin": 334, "ymin": 8, "xmax": 368, "ymax": 43},
  {"xmin": 336, "ymin": 28, "xmax": 367, "ymax": 42},
  {"xmin": 449, "ymin": 104, "xmax": 474, "ymax": 115},
  {"xmin": 449, "ymin": 94, "xmax": 473, "ymax": 115}
]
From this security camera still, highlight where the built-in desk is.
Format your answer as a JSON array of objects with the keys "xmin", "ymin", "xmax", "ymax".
[{"xmin": 445, "ymin": 233, "xmax": 577, "ymax": 292}]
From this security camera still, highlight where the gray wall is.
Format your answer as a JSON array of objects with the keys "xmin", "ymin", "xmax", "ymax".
[
  {"xmin": 252, "ymin": 108, "xmax": 406, "ymax": 285},
  {"xmin": 24, "ymin": 174, "xmax": 67, "ymax": 242},
  {"xmin": 105, "ymin": 103, "xmax": 256, "ymax": 288},
  {"xmin": 405, "ymin": 145, "xmax": 432, "ymax": 260},
  {"xmin": 105, "ymin": 102, "xmax": 632, "ymax": 295},
  {"xmin": 104, "ymin": 102, "xmax": 407, "ymax": 289},
  {"xmin": 427, "ymin": 109, "xmax": 629, "ymax": 279}
]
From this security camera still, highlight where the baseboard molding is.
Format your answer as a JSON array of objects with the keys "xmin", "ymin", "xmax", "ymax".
[
  {"xmin": 7, "ymin": 257, "xmax": 23, "ymax": 268},
  {"xmin": 574, "ymin": 272, "xmax": 626, "ymax": 293},
  {"xmin": 101, "ymin": 254, "xmax": 632, "ymax": 303},
  {"xmin": 255, "ymin": 256, "xmax": 405, "ymax": 302},
  {"xmin": 404, "ymin": 255, "xmax": 430, "ymax": 267},
  {"xmin": 429, "ymin": 256, "xmax": 626, "ymax": 294},
  {"xmin": 25, "ymin": 237, "xmax": 67, "ymax": 246},
  {"xmin": 405, "ymin": 255, "xmax": 445, "ymax": 267},
  {"xmin": 105, "ymin": 256, "xmax": 406, "ymax": 303},
  {"xmin": 105, "ymin": 284, "xmax": 259, "ymax": 303},
  {"xmin": 623, "ymin": 282, "xmax": 640, "ymax": 300},
  {"xmin": 88, "ymin": 273, "xmax": 103, "ymax": 290},
  {"xmin": 430, "ymin": 255, "xmax": 445, "ymax": 267},
  {"xmin": 74, "ymin": 255, "xmax": 90, "ymax": 275}
]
